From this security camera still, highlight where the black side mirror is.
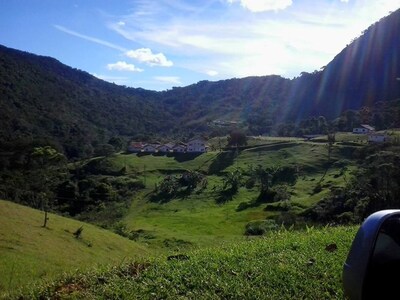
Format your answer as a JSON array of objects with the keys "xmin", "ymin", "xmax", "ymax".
[{"xmin": 343, "ymin": 210, "xmax": 400, "ymax": 300}]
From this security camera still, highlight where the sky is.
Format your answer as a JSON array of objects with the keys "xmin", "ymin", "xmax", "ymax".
[{"xmin": 0, "ymin": 0, "xmax": 399, "ymax": 91}]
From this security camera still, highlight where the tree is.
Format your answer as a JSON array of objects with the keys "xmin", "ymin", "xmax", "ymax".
[
  {"xmin": 254, "ymin": 165, "xmax": 273, "ymax": 198},
  {"xmin": 222, "ymin": 168, "xmax": 243, "ymax": 195},
  {"xmin": 29, "ymin": 146, "xmax": 67, "ymax": 227},
  {"xmin": 94, "ymin": 144, "xmax": 115, "ymax": 157},
  {"xmin": 327, "ymin": 131, "xmax": 336, "ymax": 162},
  {"xmin": 217, "ymin": 168, "xmax": 243, "ymax": 203},
  {"xmin": 318, "ymin": 116, "xmax": 328, "ymax": 134},
  {"xmin": 227, "ymin": 130, "xmax": 247, "ymax": 147},
  {"xmin": 108, "ymin": 137, "xmax": 124, "ymax": 152}
]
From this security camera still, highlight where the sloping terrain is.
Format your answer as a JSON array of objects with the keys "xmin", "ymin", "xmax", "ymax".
[
  {"xmin": 77, "ymin": 136, "xmax": 358, "ymax": 249},
  {"xmin": 0, "ymin": 44, "xmax": 169, "ymax": 158},
  {"xmin": 20, "ymin": 225, "xmax": 358, "ymax": 299},
  {"xmin": 1, "ymin": 9, "xmax": 400, "ymax": 153},
  {"xmin": 285, "ymin": 8, "xmax": 400, "ymax": 121},
  {"xmin": 0, "ymin": 200, "xmax": 148, "ymax": 296}
]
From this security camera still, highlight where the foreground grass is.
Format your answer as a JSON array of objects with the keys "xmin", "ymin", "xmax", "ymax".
[
  {"xmin": 20, "ymin": 225, "xmax": 357, "ymax": 299},
  {"xmin": 0, "ymin": 200, "xmax": 148, "ymax": 297}
]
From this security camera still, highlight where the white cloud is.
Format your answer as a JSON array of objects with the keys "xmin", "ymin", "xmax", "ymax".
[
  {"xmin": 154, "ymin": 76, "xmax": 182, "ymax": 85},
  {"xmin": 107, "ymin": 61, "xmax": 143, "ymax": 72},
  {"xmin": 125, "ymin": 48, "xmax": 173, "ymax": 67},
  {"xmin": 54, "ymin": 25, "xmax": 126, "ymax": 52},
  {"xmin": 340, "ymin": 0, "xmax": 349, "ymax": 3},
  {"xmin": 206, "ymin": 70, "xmax": 218, "ymax": 76},
  {"xmin": 227, "ymin": 0, "xmax": 293, "ymax": 12},
  {"xmin": 109, "ymin": 0, "xmax": 400, "ymax": 82}
]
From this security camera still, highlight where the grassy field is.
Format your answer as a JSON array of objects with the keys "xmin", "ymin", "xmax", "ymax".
[
  {"xmin": 21, "ymin": 225, "xmax": 358, "ymax": 299},
  {"xmin": 2, "ymin": 133, "xmax": 364, "ymax": 296},
  {"xmin": 0, "ymin": 200, "xmax": 148, "ymax": 297},
  {"xmin": 97, "ymin": 137, "xmax": 360, "ymax": 251}
]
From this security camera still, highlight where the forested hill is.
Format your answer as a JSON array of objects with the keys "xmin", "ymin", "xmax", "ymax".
[
  {"xmin": 0, "ymin": 45, "xmax": 169, "ymax": 158},
  {"xmin": 159, "ymin": 76, "xmax": 292, "ymax": 134},
  {"xmin": 287, "ymin": 8, "xmax": 400, "ymax": 120},
  {"xmin": 1, "ymin": 8, "xmax": 400, "ymax": 157},
  {"xmin": 150, "ymin": 8, "xmax": 400, "ymax": 130}
]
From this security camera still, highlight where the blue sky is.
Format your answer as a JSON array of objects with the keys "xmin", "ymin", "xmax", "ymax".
[{"xmin": 1, "ymin": 0, "xmax": 399, "ymax": 91}]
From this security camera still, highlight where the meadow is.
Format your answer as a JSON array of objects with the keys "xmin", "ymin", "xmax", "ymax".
[
  {"xmin": 0, "ymin": 200, "xmax": 147, "ymax": 298},
  {"xmin": 0, "ymin": 133, "xmax": 365, "ymax": 298},
  {"xmin": 114, "ymin": 136, "xmax": 358, "ymax": 249}
]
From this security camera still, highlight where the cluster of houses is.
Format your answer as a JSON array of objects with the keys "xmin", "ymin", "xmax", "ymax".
[
  {"xmin": 353, "ymin": 124, "xmax": 389, "ymax": 143},
  {"xmin": 128, "ymin": 137, "xmax": 208, "ymax": 153}
]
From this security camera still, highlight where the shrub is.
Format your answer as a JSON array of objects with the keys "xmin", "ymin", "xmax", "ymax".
[{"xmin": 244, "ymin": 219, "xmax": 278, "ymax": 236}]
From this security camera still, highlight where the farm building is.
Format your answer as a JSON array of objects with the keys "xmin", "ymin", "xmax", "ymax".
[
  {"xmin": 353, "ymin": 124, "xmax": 375, "ymax": 134},
  {"xmin": 187, "ymin": 138, "xmax": 207, "ymax": 153},
  {"xmin": 368, "ymin": 133, "xmax": 389, "ymax": 143}
]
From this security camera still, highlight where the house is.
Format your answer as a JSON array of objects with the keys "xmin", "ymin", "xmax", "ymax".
[
  {"xmin": 128, "ymin": 139, "xmax": 210, "ymax": 154},
  {"xmin": 186, "ymin": 138, "xmax": 207, "ymax": 153},
  {"xmin": 157, "ymin": 142, "xmax": 174, "ymax": 153},
  {"xmin": 368, "ymin": 133, "xmax": 389, "ymax": 143},
  {"xmin": 172, "ymin": 143, "xmax": 186, "ymax": 153},
  {"xmin": 142, "ymin": 144, "xmax": 158, "ymax": 153},
  {"xmin": 128, "ymin": 142, "xmax": 144, "ymax": 153},
  {"xmin": 353, "ymin": 124, "xmax": 375, "ymax": 134}
]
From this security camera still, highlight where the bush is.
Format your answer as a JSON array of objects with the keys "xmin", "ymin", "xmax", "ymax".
[{"xmin": 244, "ymin": 220, "xmax": 278, "ymax": 236}]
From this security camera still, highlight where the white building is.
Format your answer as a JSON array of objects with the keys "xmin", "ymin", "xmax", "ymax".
[
  {"xmin": 172, "ymin": 144, "xmax": 186, "ymax": 153},
  {"xmin": 128, "ymin": 142, "xmax": 144, "ymax": 153},
  {"xmin": 157, "ymin": 143, "xmax": 174, "ymax": 153},
  {"xmin": 142, "ymin": 144, "xmax": 158, "ymax": 153},
  {"xmin": 368, "ymin": 133, "xmax": 389, "ymax": 143},
  {"xmin": 353, "ymin": 124, "xmax": 375, "ymax": 134},
  {"xmin": 186, "ymin": 138, "xmax": 207, "ymax": 153}
]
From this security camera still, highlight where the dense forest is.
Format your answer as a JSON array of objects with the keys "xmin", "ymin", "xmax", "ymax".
[
  {"xmin": 1, "ymin": 9, "xmax": 400, "ymax": 160},
  {"xmin": 0, "ymin": 44, "xmax": 173, "ymax": 158}
]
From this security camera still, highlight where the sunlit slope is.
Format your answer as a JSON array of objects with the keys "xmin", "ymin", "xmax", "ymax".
[
  {"xmin": 0, "ymin": 200, "xmax": 148, "ymax": 294},
  {"xmin": 113, "ymin": 139, "xmax": 357, "ymax": 249},
  {"xmin": 24, "ymin": 226, "xmax": 358, "ymax": 299}
]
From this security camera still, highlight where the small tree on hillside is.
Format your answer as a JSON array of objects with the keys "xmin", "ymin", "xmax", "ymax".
[
  {"xmin": 29, "ymin": 146, "xmax": 67, "ymax": 228},
  {"xmin": 227, "ymin": 130, "xmax": 247, "ymax": 147},
  {"xmin": 327, "ymin": 131, "xmax": 336, "ymax": 162}
]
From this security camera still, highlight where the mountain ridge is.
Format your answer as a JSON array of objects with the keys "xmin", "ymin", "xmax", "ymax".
[{"xmin": 1, "ymin": 8, "xmax": 399, "ymax": 156}]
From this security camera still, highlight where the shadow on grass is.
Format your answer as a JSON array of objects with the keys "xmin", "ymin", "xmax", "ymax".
[
  {"xmin": 236, "ymin": 190, "xmax": 277, "ymax": 211},
  {"xmin": 216, "ymin": 188, "xmax": 236, "ymax": 204},
  {"xmin": 149, "ymin": 188, "xmax": 193, "ymax": 204},
  {"xmin": 208, "ymin": 151, "xmax": 236, "ymax": 175},
  {"xmin": 170, "ymin": 153, "xmax": 202, "ymax": 162}
]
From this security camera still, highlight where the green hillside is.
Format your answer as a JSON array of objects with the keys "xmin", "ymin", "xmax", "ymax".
[
  {"xmin": 2, "ymin": 7, "xmax": 400, "ymax": 159},
  {"xmin": 0, "ymin": 200, "xmax": 148, "ymax": 297},
  {"xmin": 21, "ymin": 225, "xmax": 358, "ymax": 299},
  {"xmin": 1, "ymin": 134, "xmax": 390, "ymax": 298},
  {"xmin": 77, "ymin": 137, "xmax": 358, "ymax": 249}
]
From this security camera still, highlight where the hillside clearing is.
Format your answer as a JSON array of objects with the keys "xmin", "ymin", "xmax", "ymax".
[{"xmin": 0, "ymin": 200, "xmax": 148, "ymax": 297}]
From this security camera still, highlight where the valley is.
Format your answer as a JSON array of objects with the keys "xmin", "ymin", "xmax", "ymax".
[
  {"xmin": 0, "ymin": 133, "xmax": 365, "ymax": 297},
  {"xmin": 1, "ymin": 6, "xmax": 400, "ymax": 298}
]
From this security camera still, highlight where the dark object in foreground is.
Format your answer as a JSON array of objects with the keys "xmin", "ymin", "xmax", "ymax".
[{"xmin": 343, "ymin": 210, "xmax": 400, "ymax": 299}]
